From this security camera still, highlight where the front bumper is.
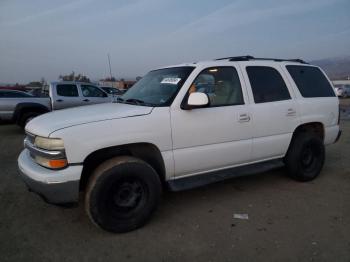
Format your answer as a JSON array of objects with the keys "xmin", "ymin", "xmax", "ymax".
[{"xmin": 18, "ymin": 149, "xmax": 83, "ymax": 204}]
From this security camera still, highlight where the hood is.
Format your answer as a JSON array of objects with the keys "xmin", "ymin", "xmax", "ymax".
[{"xmin": 26, "ymin": 103, "xmax": 153, "ymax": 137}]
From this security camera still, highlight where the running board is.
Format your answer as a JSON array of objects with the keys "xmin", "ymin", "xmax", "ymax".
[{"xmin": 167, "ymin": 159, "xmax": 285, "ymax": 191}]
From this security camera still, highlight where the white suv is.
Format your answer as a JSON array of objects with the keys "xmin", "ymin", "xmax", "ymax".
[{"xmin": 18, "ymin": 56, "xmax": 341, "ymax": 233}]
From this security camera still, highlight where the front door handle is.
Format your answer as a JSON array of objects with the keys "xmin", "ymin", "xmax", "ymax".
[
  {"xmin": 82, "ymin": 99, "xmax": 90, "ymax": 102},
  {"xmin": 239, "ymin": 113, "xmax": 250, "ymax": 122},
  {"xmin": 56, "ymin": 99, "xmax": 63, "ymax": 102},
  {"xmin": 286, "ymin": 108, "xmax": 296, "ymax": 116}
]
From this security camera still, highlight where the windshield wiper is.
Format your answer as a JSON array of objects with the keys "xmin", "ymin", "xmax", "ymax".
[
  {"xmin": 117, "ymin": 97, "xmax": 153, "ymax": 106},
  {"xmin": 125, "ymin": 98, "xmax": 147, "ymax": 105}
]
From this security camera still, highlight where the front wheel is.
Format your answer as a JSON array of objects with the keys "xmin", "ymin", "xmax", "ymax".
[
  {"xmin": 284, "ymin": 132, "xmax": 325, "ymax": 181},
  {"xmin": 85, "ymin": 156, "xmax": 162, "ymax": 233}
]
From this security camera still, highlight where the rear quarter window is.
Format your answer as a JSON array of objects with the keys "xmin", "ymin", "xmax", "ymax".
[{"xmin": 286, "ymin": 65, "xmax": 335, "ymax": 98}]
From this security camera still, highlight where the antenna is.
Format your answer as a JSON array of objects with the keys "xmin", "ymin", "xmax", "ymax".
[{"xmin": 107, "ymin": 53, "xmax": 113, "ymax": 79}]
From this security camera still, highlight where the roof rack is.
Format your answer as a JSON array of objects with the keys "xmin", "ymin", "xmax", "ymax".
[
  {"xmin": 215, "ymin": 55, "xmax": 254, "ymax": 61},
  {"xmin": 215, "ymin": 55, "xmax": 308, "ymax": 64}
]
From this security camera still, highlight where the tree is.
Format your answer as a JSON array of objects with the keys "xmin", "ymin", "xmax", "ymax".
[
  {"xmin": 100, "ymin": 77, "xmax": 116, "ymax": 82},
  {"xmin": 59, "ymin": 71, "xmax": 90, "ymax": 82},
  {"xmin": 27, "ymin": 81, "xmax": 43, "ymax": 87}
]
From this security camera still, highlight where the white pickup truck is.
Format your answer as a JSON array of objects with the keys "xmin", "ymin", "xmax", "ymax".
[
  {"xmin": 0, "ymin": 81, "xmax": 111, "ymax": 127},
  {"xmin": 18, "ymin": 56, "xmax": 341, "ymax": 233}
]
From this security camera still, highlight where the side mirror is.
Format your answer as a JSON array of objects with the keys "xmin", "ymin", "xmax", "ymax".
[{"xmin": 185, "ymin": 92, "xmax": 209, "ymax": 109}]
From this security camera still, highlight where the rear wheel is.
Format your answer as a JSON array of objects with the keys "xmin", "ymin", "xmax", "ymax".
[
  {"xmin": 85, "ymin": 156, "xmax": 162, "ymax": 233},
  {"xmin": 285, "ymin": 132, "xmax": 325, "ymax": 181}
]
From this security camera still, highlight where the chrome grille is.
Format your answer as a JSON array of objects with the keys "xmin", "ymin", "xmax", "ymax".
[{"xmin": 25, "ymin": 132, "xmax": 35, "ymax": 144}]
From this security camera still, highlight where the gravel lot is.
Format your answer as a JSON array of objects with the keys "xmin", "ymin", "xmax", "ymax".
[{"xmin": 1, "ymin": 101, "xmax": 349, "ymax": 262}]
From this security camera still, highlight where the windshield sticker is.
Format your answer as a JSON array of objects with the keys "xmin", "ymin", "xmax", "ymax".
[{"xmin": 161, "ymin": 77, "xmax": 181, "ymax": 85}]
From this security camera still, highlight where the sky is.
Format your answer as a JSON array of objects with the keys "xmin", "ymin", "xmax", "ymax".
[{"xmin": 0, "ymin": 0, "xmax": 349, "ymax": 83}]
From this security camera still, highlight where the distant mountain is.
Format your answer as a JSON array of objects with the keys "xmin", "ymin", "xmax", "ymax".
[{"xmin": 310, "ymin": 56, "xmax": 350, "ymax": 80}]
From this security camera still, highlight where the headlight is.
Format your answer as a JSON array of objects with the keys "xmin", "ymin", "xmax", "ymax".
[
  {"xmin": 34, "ymin": 136, "xmax": 64, "ymax": 150},
  {"xmin": 27, "ymin": 136, "xmax": 67, "ymax": 169}
]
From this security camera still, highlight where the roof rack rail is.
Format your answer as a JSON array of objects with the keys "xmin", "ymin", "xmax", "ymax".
[
  {"xmin": 215, "ymin": 55, "xmax": 254, "ymax": 61},
  {"xmin": 215, "ymin": 55, "xmax": 308, "ymax": 64}
]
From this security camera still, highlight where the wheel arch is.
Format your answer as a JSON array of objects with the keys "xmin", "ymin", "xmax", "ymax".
[
  {"xmin": 286, "ymin": 122, "xmax": 325, "ymax": 156},
  {"xmin": 292, "ymin": 122, "xmax": 325, "ymax": 141},
  {"xmin": 13, "ymin": 103, "xmax": 50, "ymax": 123},
  {"xmin": 80, "ymin": 142, "xmax": 166, "ymax": 191}
]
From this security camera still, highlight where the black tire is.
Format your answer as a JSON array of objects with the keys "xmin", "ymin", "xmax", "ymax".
[
  {"xmin": 85, "ymin": 156, "xmax": 162, "ymax": 233},
  {"xmin": 19, "ymin": 112, "xmax": 41, "ymax": 129},
  {"xmin": 285, "ymin": 132, "xmax": 325, "ymax": 182}
]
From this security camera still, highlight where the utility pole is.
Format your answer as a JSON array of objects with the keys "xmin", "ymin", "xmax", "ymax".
[{"xmin": 108, "ymin": 53, "xmax": 113, "ymax": 80}]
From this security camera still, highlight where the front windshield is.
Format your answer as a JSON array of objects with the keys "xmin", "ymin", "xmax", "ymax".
[{"xmin": 119, "ymin": 66, "xmax": 194, "ymax": 106}]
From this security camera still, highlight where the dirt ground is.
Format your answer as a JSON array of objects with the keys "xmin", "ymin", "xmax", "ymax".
[{"xmin": 0, "ymin": 101, "xmax": 349, "ymax": 262}]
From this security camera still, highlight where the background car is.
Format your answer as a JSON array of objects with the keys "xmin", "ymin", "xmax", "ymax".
[
  {"xmin": 0, "ymin": 82, "xmax": 113, "ymax": 128},
  {"xmin": 0, "ymin": 89, "xmax": 33, "ymax": 98},
  {"xmin": 334, "ymin": 84, "xmax": 350, "ymax": 98},
  {"xmin": 50, "ymin": 82, "xmax": 111, "ymax": 110},
  {"xmin": 0, "ymin": 89, "xmax": 51, "ymax": 125}
]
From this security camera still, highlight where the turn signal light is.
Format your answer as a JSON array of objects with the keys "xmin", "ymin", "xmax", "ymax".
[
  {"xmin": 49, "ymin": 159, "xmax": 68, "ymax": 169},
  {"xmin": 35, "ymin": 155, "xmax": 68, "ymax": 169}
]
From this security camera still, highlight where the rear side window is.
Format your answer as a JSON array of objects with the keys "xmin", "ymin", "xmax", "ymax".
[
  {"xmin": 246, "ymin": 66, "xmax": 291, "ymax": 103},
  {"xmin": 56, "ymin": 84, "xmax": 78, "ymax": 97},
  {"xmin": 12, "ymin": 92, "xmax": 32, "ymax": 97},
  {"xmin": 0, "ymin": 91, "xmax": 10, "ymax": 97},
  {"xmin": 286, "ymin": 66, "xmax": 335, "ymax": 97}
]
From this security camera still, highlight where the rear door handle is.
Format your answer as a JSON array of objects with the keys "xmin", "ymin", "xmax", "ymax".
[
  {"xmin": 286, "ymin": 108, "xmax": 296, "ymax": 116},
  {"xmin": 56, "ymin": 99, "xmax": 63, "ymax": 102},
  {"xmin": 239, "ymin": 113, "xmax": 250, "ymax": 122},
  {"xmin": 82, "ymin": 99, "xmax": 90, "ymax": 102}
]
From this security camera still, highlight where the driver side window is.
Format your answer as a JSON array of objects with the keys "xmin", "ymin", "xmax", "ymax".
[
  {"xmin": 189, "ymin": 67, "xmax": 244, "ymax": 107},
  {"xmin": 81, "ymin": 85, "xmax": 106, "ymax": 97}
]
